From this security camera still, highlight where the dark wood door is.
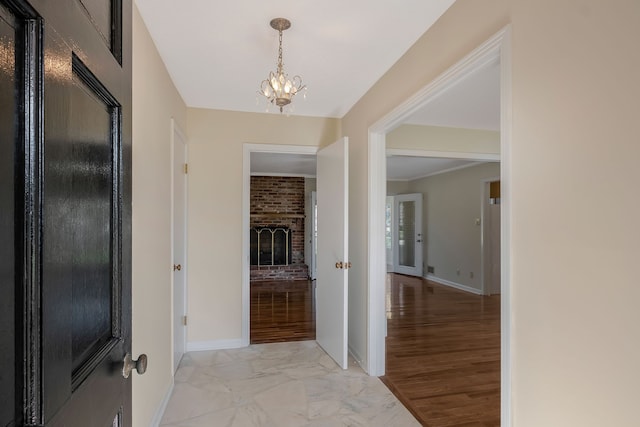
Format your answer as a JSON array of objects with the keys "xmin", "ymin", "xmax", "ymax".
[{"xmin": 0, "ymin": 0, "xmax": 132, "ymax": 425}]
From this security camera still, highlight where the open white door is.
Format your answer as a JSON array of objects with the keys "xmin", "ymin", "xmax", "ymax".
[
  {"xmin": 316, "ymin": 137, "xmax": 349, "ymax": 369},
  {"xmin": 393, "ymin": 193, "xmax": 423, "ymax": 277},
  {"xmin": 305, "ymin": 190, "xmax": 318, "ymax": 280},
  {"xmin": 172, "ymin": 123, "xmax": 187, "ymax": 372}
]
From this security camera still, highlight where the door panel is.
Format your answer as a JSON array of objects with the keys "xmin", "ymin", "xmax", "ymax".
[
  {"xmin": 0, "ymin": 0, "xmax": 132, "ymax": 425},
  {"xmin": 316, "ymin": 137, "xmax": 348, "ymax": 369},
  {"xmin": 393, "ymin": 193, "xmax": 423, "ymax": 277},
  {"xmin": 68, "ymin": 65, "xmax": 117, "ymax": 375}
]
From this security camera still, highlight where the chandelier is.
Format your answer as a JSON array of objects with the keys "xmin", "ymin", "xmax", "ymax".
[{"xmin": 258, "ymin": 18, "xmax": 306, "ymax": 113}]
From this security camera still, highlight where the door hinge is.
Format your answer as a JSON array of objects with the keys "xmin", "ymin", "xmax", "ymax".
[
  {"xmin": 184, "ymin": 163, "xmax": 188, "ymax": 174},
  {"xmin": 182, "ymin": 315, "xmax": 188, "ymax": 326}
]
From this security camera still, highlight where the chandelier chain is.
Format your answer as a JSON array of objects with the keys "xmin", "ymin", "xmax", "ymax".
[{"xmin": 277, "ymin": 30, "xmax": 284, "ymax": 73}]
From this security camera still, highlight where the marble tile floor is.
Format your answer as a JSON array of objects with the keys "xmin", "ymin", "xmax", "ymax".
[{"xmin": 160, "ymin": 341, "xmax": 419, "ymax": 427}]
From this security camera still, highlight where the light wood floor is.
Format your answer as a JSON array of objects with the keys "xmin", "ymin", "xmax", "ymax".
[
  {"xmin": 249, "ymin": 275, "xmax": 500, "ymax": 426},
  {"xmin": 382, "ymin": 273, "xmax": 501, "ymax": 427},
  {"xmin": 250, "ymin": 280, "xmax": 316, "ymax": 344}
]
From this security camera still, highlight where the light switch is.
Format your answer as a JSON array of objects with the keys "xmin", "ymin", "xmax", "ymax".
[{"xmin": 475, "ymin": 218, "xmax": 481, "ymax": 226}]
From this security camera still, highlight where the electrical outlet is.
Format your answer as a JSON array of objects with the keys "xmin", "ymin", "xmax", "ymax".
[
  {"xmin": 427, "ymin": 266, "xmax": 434, "ymax": 274},
  {"xmin": 456, "ymin": 269, "xmax": 460, "ymax": 276},
  {"xmin": 470, "ymin": 272, "xmax": 474, "ymax": 279}
]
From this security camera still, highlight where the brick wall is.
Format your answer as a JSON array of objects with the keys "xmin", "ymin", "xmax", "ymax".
[{"xmin": 250, "ymin": 176, "xmax": 308, "ymax": 281}]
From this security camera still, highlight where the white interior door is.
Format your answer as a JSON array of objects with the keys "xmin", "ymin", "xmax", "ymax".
[
  {"xmin": 305, "ymin": 190, "xmax": 318, "ymax": 280},
  {"xmin": 316, "ymin": 137, "xmax": 349, "ymax": 369},
  {"xmin": 311, "ymin": 191, "xmax": 318, "ymax": 280},
  {"xmin": 172, "ymin": 124, "xmax": 187, "ymax": 372},
  {"xmin": 393, "ymin": 193, "xmax": 423, "ymax": 277}
]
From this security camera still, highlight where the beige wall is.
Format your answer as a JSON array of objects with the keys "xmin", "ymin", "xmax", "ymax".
[
  {"xmin": 387, "ymin": 124, "xmax": 500, "ymax": 153},
  {"xmin": 408, "ymin": 163, "xmax": 500, "ymax": 291},
  {"xmin": 344, "ymin": 0, "xmax": 640, "ymax": 425},
  {"xmin": 130, "ymin": 0, "xmax": 640, "ymax": 424},
  {"xmin": 343, "ymin": 0, "xmax": 510, "ymax": 380},
  {"xmin": 186, "ymin": 109, "xmax": 340, "ymax": 344},
  {"xmin": 510, "ymin": 1, "xmax": 640, "ymax": 425},
  {"xmin": 386, "ymin": 180, "xmax": 410, "ymax": 196},
  {"xmin": 132, "ymin": 6, "xmax": 187, "ymax": 426}
]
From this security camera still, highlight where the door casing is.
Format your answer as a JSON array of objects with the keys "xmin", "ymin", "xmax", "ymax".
[
  {"xmin": 241, "ymin": 143, "xmax": 319, "ymax": 346},
  {"xmin": 367, "ymin": 26, "xmax": 513, "ymax": 425},
  {"xmin": 171, "ymin": 119, "xmax": 188, "ymax": 372}
]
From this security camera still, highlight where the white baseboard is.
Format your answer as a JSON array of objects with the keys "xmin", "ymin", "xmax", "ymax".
[
  {"xmin": 149, "ymin": 378, "xmax": 174, "ymax": 427},
  {"xmin": 186, "ymin": 338, "xmax": 245, "ymax": 352},
  {"xmin": 425, "ymin": 274, "xmax": 483, "ymax": 295}
]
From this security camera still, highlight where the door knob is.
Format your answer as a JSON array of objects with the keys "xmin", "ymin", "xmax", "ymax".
[
  {"xmin": 335, "ymin": 262, "xmax": 343, "ymax": 269},
  {"xmin": 122, "ymin": 353, "xmax": 148, "ymax": 378},
  {"xmin": 173, "ymin": 264, "xmax": 181, "ymax": 271}
]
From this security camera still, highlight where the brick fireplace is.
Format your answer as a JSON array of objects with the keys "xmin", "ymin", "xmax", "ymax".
[{"xmin": 250, "ymin": 176, "xmax": 309, "ymax": 281}]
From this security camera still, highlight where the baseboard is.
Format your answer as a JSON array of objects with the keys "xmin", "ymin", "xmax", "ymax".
[
  {"xmin": 149, "ymin": 378, "xmax": 174, "ymax": 427},
  {"xmin": 186, "ymin": 338, "xmax": 245, "ymax": 352},
  {"xmin": 348, "ymin": 344, "xmax": 367, "ymax": 372},
  {"xmin": 425, "ymin": 274, "xmax": 483, "ymax": 295}
]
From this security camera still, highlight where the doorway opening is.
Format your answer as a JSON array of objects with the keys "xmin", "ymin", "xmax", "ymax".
[
  {"xmin": 382, "ymin": 154, "xmax": 501, "ymax": 425},
  {"xmin": 242, "ymin": 145, "xmax": 318, "ymax": 346},
  {"xmin": 368, "ymin": 27, "xmax": 512, "ymax": 425}
]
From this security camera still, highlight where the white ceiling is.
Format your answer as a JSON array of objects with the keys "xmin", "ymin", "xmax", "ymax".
[
  {"xmin": 386, "ymin": 156, "xmax": 479, "ymax": 181},
  {"xmin": 250, "ymin": 61, "xmax": 500, "ymax": 180},
  {"xmin": 134, "ymin": 0, "xmax": 456, "ymax": 118},
  {"xmin": 137, "ymin": 1, "xmax": 499, "ymax": 179},
  {"xmin": 251, "ymin": 152, "xmax": 485, "ymax": 182},
  {"xmin": 405, "ymin": 58, "xmax": 501, "ymax": 130}
]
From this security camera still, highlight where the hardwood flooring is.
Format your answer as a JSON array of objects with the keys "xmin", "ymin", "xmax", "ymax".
[
  {"xmin": 381, "ymin": 273, "xmax": 501, "ymax": 427},
  {"xmin": 249, "ymin": 275, "xmax": 500, "ymax": 426},
  {"xmin": 250, "ymin": 280, "xmax": 316, "ymax": 344}
]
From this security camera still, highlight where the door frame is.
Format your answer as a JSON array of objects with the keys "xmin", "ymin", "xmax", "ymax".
[
  {"xmin": 170, "ymin": 118, "xmax": 188, "ymax": 371},
  {"xmin": 367, "ymin": 26, "xmax": 513, "ymax": 425},
  {"xmin": 241, "ymin": 143, "xmax": 319, "ymax": 346}
]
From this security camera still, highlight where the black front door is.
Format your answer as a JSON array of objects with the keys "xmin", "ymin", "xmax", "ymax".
[{"xmin": 0, "ymin": 0, "xmax": 132, "ymax": 425}]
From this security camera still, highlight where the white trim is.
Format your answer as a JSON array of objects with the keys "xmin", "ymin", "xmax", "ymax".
[
  {"xmin": 186, "ymin": 338, "xmax": 244, "ymax": 352},
  {"xmin": 367, "ymin": 132, "xmax": 387, "ymax": 377},
  {"xmin": 499, "ymin": 26, "xmax": 514, "ymax": 427},
  {"xmin": 386, "ymin": 148, "xmax": 500, "ymax": 161},
  {"xmin": 245, "ymin": 143, "xmax": 319, "ymax": 155},
  {"xmin": 367, "ymin": 26, "xmax": 512, "ymax": 426},
  {"xmin": 149, "ymin": 378, "xmax": 174, "ymax": 427},
  {"xmin": 425, "ymin": 274, "xmax": 482, "ymax": 295},
  {"xmin": 251, "ymin": 172, "xmax": 316, "ymax": 178},
  {"xmin": 242, "ymin": 143, "xmax": 320, "ymax": 347},
  {"xmin": 170, "ymin": 118, "xmax": 188, "ymax": 374}
]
